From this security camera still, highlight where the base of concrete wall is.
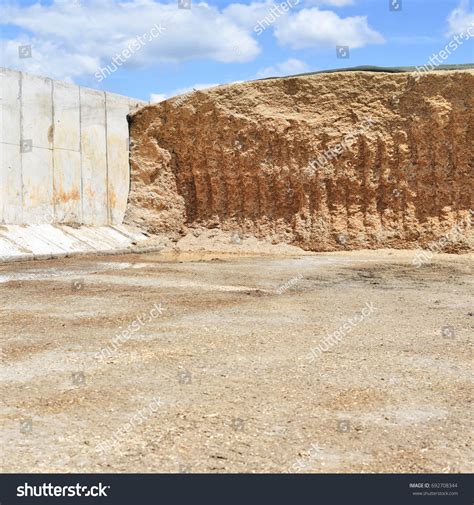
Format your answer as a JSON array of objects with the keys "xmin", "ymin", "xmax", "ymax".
[{"xmin": 0, "ymin": 224, "xmax": 157, "ymax": 263}]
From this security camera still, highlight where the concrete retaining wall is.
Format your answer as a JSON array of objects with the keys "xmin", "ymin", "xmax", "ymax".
[{"xmin": 0, "ymin": 68, "xmax": 147, "ymax": 225}]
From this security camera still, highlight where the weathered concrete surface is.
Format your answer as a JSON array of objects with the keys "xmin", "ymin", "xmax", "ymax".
[
  {"xmin": 0, "ymin": 69, "xmax": 22, "ymax": 224},
  {"xmin": 0, "ymin": 224, "xmax": 150, "ymax": 262},
  {"xmin": 53, "ymin": 81, "xmax": 82, "ymax": 223},
  {"xmin": 106, "ymin": 93, "xmax": 131, "ymax": 225},
  {"xmin": 0, "ymin": 68, "xmax": 147, "ymax": 226},
  {"xmin": 80, "ymin": 87, "xmax": 108, "ymax": 226}
]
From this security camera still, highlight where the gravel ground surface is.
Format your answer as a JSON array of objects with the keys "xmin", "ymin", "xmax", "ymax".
[{"xmin": 0, "ymin": 250, "xmax": 472, "ymax": 473}]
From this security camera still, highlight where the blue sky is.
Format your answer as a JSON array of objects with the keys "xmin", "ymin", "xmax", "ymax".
[{"xmin": 1, "ymin": 0, "xmax": 473, "ymax": 101}]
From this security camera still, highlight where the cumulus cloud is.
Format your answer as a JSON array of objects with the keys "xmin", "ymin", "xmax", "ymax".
[
  {"xmin": 225, "ymin": 2, "xmax": 382, "ymax": 49},
  {"xmin": 223, "ymin": 1, "xmax": 277, "ymax": 30},
  {"xmin": 1, "ymin": 0, "xmax": 260, "ymax": 81},
  {"xmin": 275, "ymin": 8, "xmax": 384, "ymax": 49},
  {"xmin": 256, "ymin": 58, "xmax": 310, "ymax": 78},
  {"xmin": 446, "ymin": 0, "xmax": 474, "ymax": 36},
  {"xmin": 1, "ymin": 36, "xmax": 100, "ymax": 82}
]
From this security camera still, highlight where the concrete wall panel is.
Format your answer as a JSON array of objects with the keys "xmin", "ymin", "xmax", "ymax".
[
  {"xmin": 1, "ymin": 69, "xmax": 22, "ymax": 224},
  {"xmin": 0, "ymin": 144, "xmax": 22, "ymax": 224},
  {"xmin": 106, "ymin": 92, "xmax": 130, "ymax": 225},
  {"xmin": 22, "ymin": 147, "xmax": 54, "ymax": 224},
  {"xmin": 0, "ymin": 68, "xmax": 21, "ymax": 145},
  {"xmin": 53, "ymin": 149, "xmax": 82, "ymax": 223},
  {"xmin": 80, "ymin": 88, "xmax": 108, "ymax": 225},
  {"xmin": 52, "ymin": 80, "xmax": 82, "ymax": 223},
  {"xmin": 21, "ymin": 73, "xmax": 53, "ymax": 149},
  {"xmin": 53, "ymin": 81, "xmax": 80, "ymax": 151}
]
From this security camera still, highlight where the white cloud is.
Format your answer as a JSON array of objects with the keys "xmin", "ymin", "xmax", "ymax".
[
  {"xmin": 150, "ymin": 82, "xmax": 219, "ymax": 103},
  {"xmin": 1, "ymin": 0, "xmax": 383, "ymax": 83},
  {"xmin": 223, "ymin": 1, "xmax": 277, "ymax": 30},
  {"xmin": 1, "ymin": 0, "xmax": 260, "ymax": 81},
  {"xmin": 150, "ymin": 93, "xmax": 168, "ymax": 103},
  {"xmin": 275, "ymin": 8, "xmax": 384, "ymax": 49},
  {"xmin": 1, "ymin": 36, "xmax": 100, "ymax": 82},
  {"xmin": 446, "ymin": 0, "xmax": 474, "ymax": 36},
  {"xmin": 256, "ymin": 58, "xmax": 310, "ymax": 78},
  {"xmin": 223, "ymin": 0, "xmax": 379, "ymax": 53}
]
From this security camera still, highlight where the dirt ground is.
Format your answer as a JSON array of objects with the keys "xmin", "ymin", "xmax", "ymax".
[{"xmin": 0, "ymin": 249, "xmax": 472, "ymax": 473}]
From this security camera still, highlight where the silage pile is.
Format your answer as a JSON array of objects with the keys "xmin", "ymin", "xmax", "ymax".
[{"xmin": 126, "ymin": 69, "xmax": 473, "ymax": 252}]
